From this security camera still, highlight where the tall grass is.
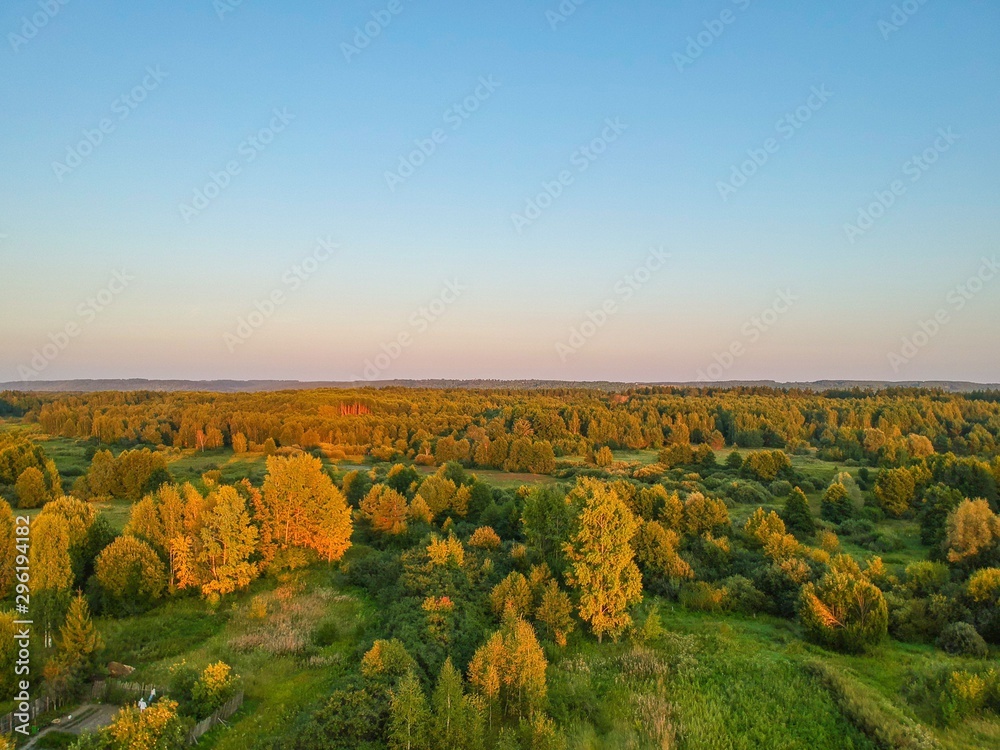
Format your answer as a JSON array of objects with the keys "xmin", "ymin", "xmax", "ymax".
[{"xmin": 804, "ymin": 659, "xmax": 939, "ymax": 750}]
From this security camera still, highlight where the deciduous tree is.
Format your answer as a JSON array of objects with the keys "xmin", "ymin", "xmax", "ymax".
[{"xmin": 563, "ymin": 479, "xmax": 642, "ymax": 642}]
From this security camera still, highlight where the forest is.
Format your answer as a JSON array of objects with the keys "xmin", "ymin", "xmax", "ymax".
[{"xmin": 1, "ymin": 385, "xmax": 999, "ymax": 749}]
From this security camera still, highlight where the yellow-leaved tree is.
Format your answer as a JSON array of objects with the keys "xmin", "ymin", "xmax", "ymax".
[
  {"xmin": 468, "ymin": 615, "xmax": 547, "ymax": 725},
  {"xmin": 259, "ymin": 454, "xmax": 352, "ymax": 566},
  {"xmin": 945, "ymin": 498, "xmax": 1000, "ymax": 563},
  {"xmin": 563, "ymin": 478, "xmax": 642, "ymax": 642},
  {"xmin": 199, "ymin": 486, "xmax": 259, "ymax": 598},
  {"xmin": 0, "ymin": 499, "xmax": 15, "ymax": 598}
]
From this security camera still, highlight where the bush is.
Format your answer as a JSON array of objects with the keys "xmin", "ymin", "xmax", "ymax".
[
  {"xmin": 720, "ymin": 575, "xmax": 767, "ymax": 614},
  {"xmin": 679, "ymin": 581, "xmax": 725, "ymax": 612},
  {"xmin": 800, "ymin": 567, "xmax": 888, "ymax": 653},
  {"xmin": 768, "ymin": 480, "xmax": 792, "ymax": 498},
  {"xmin": 936, "ymin": 622, "xmax": 988, "ymax": 658},
  {"xmin": 726, "ymin": 480, "xmax": 769, "ymax": 506}
]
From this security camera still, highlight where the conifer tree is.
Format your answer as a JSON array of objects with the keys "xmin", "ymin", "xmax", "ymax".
[
  {"xmin": 782, "ymin": 487, "xmax": 816, "ymax": 536},
  {"xmin": 58, "ymin": 592, "xmax": 102, "ymax": 684}
]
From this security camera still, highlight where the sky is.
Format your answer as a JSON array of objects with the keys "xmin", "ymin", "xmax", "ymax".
[{"xmin": 1, "ymin": 0, "xmax": 998, "ymax": 384}]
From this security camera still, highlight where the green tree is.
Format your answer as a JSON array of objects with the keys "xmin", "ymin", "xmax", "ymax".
[
  {"xmin": 431, "ymin": 658, "xmax": 468, "ymax": 750},
  {"xmin": 534, "ymin": 580, "xmax": 575, "ymax": 647},
  {"xmin": 820, "ymin": 482, "xmax": 853, "ymax": 524},
  {"xmin": 782, "ymin": 487, "xmax": 816, "ymax": 536},
  {"xmin": 389, "ymin": 671, "xmax": 429, "ymax": 750},
  {"xmin": 874, "ymin": 467, "xmax": 916, "ymax": 517},
  {"xmin": 563, "ymin": 478, "xmax": 642, "ymax": 642},
  {"xmin": 95, "ymin": 535, "xmax": 167, "ymax": 609},
  {"xmin": 919, "ymin": 484, "xmax": 963, "ymax": 548},
  {"xmin": 57, "ymin": 592, "xmax": 102, "ymax": 687},
  {"xmin": 0, "ymin": 610, "xmax": 19, "ymax": 699},
  {"xmin": 522, "ymin": 485, "xmax": 571, "ymax": 575}
]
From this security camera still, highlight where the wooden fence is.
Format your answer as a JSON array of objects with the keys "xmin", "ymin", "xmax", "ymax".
[
  {"xmin": 186, "ymin": 691, "xmax": 245, "ymax": 744},
  {"xmin": 0, "ymin": 694, "xmax": 63, "ymax": 735},
  {"xmin": 89, "ymin": 679, "xmax": 164, "ymax": 702},
  {"xmin": 1, "ymin": 684, "xmax": 241, "ymax": 745}
]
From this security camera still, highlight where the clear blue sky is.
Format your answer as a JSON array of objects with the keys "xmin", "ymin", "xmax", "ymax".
[{"xmin": 1, "ymin": 0, "xmax": 998, "ymax": 383}]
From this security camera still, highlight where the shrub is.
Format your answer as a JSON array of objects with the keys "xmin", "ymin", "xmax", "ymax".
[
  {"xmin": 936, "ymin": 622, "xmax": 988, "ymax": 658},
  {"xmin": 719, "ymin": 575, "xmax": 767, "ymax": 614},
  {"xmin": 191, "ymin": 661, "xmax": 238, "ymax": 719},
  {"xmin": 800, "ymin": 566, "xmax": 888, "ymax": 653},
  {"xmin": 904, "ymin": 561, "xmax": 950, "ymax": 597},
  {"xmin": 768, "ymin": 480, "xmax": 792, "ymax": 497},
  {"xmin": 679, "ymin": 581, "xmax": 725, "ymax": 612}
]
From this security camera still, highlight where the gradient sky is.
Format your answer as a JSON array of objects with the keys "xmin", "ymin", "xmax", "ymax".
[{"xmin": 1, "ymin": 0, "xmax": 998, "ymax": 383}]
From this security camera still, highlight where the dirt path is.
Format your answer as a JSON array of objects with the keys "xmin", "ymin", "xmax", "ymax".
[{"xmin": 23, "ymin": 704, "xmax": 118, "ymax": 749}]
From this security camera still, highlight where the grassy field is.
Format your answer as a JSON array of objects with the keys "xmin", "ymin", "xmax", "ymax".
[
  {"xmin": 96, "ymin": 569, "xmax": 369, "ymax": 750},
  {"xmin": 549, "ymin": 604, "xmax": 999, "ymax": 750}
]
